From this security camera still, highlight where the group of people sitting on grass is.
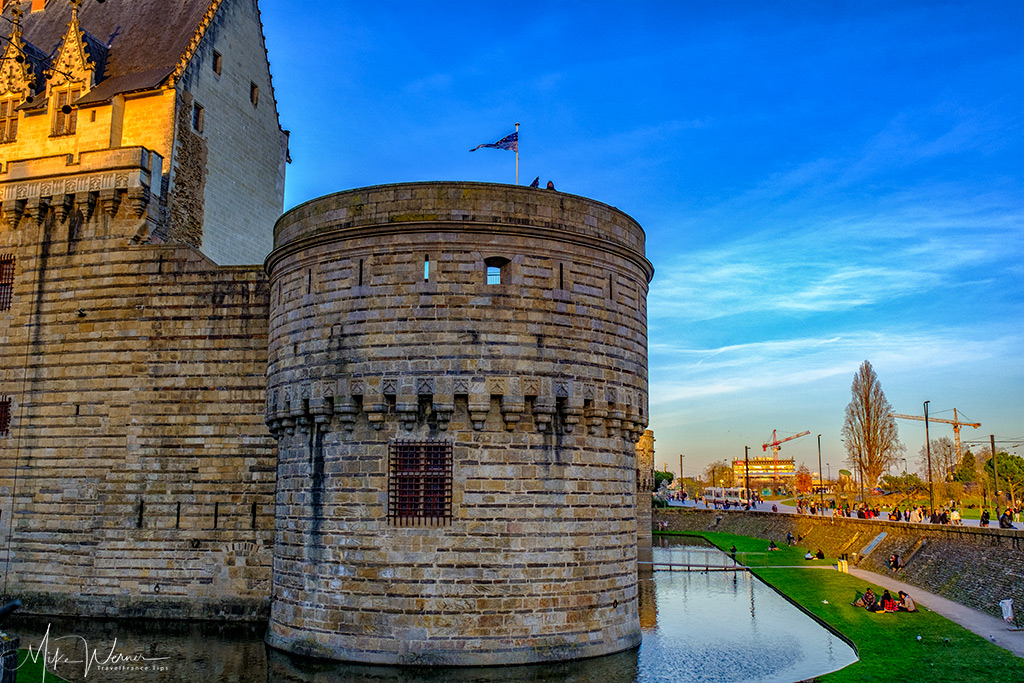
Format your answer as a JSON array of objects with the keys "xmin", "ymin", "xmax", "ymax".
[
  {"xmin": 852, "ymin": 587, "xmax": 917, "ymax": 613},
  {"xmin": 765, "ymin": 538, "xmax": 825, "ymax": 559}
]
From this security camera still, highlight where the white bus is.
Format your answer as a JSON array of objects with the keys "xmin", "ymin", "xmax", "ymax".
[{"xmin": 703, "ymin": 486, "xmax": 753, "ymax": 506}]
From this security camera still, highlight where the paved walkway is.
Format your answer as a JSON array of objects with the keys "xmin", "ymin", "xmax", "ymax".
[
  {"xmin": 846, "ymin": 567, "xmax": 1024, "ymax": 658},
  {"xmin": 669, "ymin": 498, "xmax": 1019, "ymax": 529}
]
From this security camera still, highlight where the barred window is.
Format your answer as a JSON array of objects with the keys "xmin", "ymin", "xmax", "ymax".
[
  {"xmin": 0, "ymin": 254, "xmax": 14, "ymax": 311},
  {"xmin": 0, "ymin": 396, "xmax": 10, "ymax": 437},
  {"xmin": 388, "ymin": 440, "xmax": 452, "ymax": 526}
]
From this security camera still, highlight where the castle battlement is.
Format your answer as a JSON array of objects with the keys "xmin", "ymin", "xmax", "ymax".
[
  {"xmin": 272, "ymin": 181, "xmax": 650, "ymax": 270},
  {"xmin": 0, "ymin": 145, "xmax": 161, "ymax": 183}
]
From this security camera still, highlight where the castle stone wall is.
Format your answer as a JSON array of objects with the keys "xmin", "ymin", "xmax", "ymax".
[
  {"xmin": 0, "ymin": 156, "xmax": 276, "ymax": 619},
  {"xmin": 635, "ymin": 429, "xmax": 655, "ymax": 563},
  {"xmin": 265, "ymin": 181, "xmax": 653, "ymax": 665}
]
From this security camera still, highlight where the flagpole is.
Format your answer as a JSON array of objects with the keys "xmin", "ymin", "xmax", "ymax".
[{"xmin": 515, "ymin": 122, "xmax": 519, "ymax": 185}]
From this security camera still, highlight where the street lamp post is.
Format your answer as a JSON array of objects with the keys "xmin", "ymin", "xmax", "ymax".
[
  {"xmin": 924, "ymin": 400, "xmax": 934, "ymax": 512},
  {"xmin": 992, "ymin": 434, "xmax": 1000, "ymax": 512},
  {"xmin": 744, "ymin": 446, "xmax": 751, "ymax": 506},
  {"xmin": 817, "ymin": 434, "xmax": 824, "ymax": 509},
  {"xmin": 679, "ymin": 453, "xmax": 685, "ymax": 500}
]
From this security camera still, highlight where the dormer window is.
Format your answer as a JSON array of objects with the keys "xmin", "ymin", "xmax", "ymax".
[
  {"xmin": 51, "ymin": 86, "xmax": 81, "ymax": 136},
  {"xmin": 0, "ymin": 98, "xmax": 18, "ymax": 143}
]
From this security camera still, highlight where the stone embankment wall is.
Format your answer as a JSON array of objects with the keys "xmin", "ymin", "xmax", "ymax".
[{"xmin": 655, "ymin": 508, "xmax": 1024, "ymax": 621}]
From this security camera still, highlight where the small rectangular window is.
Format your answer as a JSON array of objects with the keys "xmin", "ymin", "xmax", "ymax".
[
  {"xmin": 0, "ymin": 254, "xmax": 14, "ymax": 311},
  {"xmin": 192, "ymin": 102, "xmax": 204, "ymax": 133},
  {"xmin": 212, "ymin": 50, "xmax": 223, "ymax": 75},
  {"xmin": 0, "ymin": 396, "xmax": 10, "ymax": 437},
  {"xmin": 424, "ymin": 255, "xmax": 430, "ymax": 281},
  {"xmin": 388, "ymin": 440, "xmax": 452, "ymax": 526},
  {"xmin": 0, "ymin": 99, "xmax": 18, "ymax": 143},
  {"xmin": 250, "ymin": 82, "xmax": 259, "ymax": 106},
  {"xmin": 484, "ymin": 257, "xmax": 509, "ymax": 286}
]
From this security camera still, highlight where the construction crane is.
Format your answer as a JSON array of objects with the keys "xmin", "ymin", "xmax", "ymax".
[
  {"xmin": 762, "ymin": 430, "xmax": 810, "ymax": 491},
  {"xmin": 890, "ymin": 408, "xmax": 980, "ymax": 463}
]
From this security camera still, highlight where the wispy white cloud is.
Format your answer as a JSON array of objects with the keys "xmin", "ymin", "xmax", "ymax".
[
  {"xmin": 649, "ymin": 189, "xmax": 1023, "ymax": 323},
  {"xmin": 649, "ymin": 330, "xmax": 1014, "ymax": 406}
]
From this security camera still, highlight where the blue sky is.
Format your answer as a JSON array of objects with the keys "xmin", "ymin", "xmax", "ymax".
[{"xmin": 259, "ymin": 1, "xmax": 1023, "ymax": 478}]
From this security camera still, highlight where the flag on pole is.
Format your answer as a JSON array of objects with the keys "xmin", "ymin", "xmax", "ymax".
[{"xmin": 469, "ymin": 131, "xmax": 518, "ymax": 153}]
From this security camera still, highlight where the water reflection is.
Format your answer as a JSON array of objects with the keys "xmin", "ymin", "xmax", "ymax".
[
  {"xmin": 639, "ymin": 538, "xmax": 856, "ymax": 683},
  {"xmin": 6, "ymin": 616, "xmax": 268, "ymax": 683},
  {"xmin": 7, "ymin": 539, "xmax": 855, "ymax": 682},
  {"xmin": 268, "ymin": 648, "xmax": 640, "ymax": 683}
]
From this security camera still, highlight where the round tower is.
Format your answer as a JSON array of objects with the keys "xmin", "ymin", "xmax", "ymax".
[{"xmin": 264, "ymin": 181, "xmax": 653, "ymax": 665}]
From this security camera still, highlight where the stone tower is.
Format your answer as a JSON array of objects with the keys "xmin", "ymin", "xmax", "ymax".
[{"xmin": 264, "ymin": 181, "xmax": 654, "ymax": 665}]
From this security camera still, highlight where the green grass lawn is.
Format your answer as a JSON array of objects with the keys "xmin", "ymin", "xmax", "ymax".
[
  {"xmin": 662, "ymin": 530, "xmax": 1024, "ymax": 682},
  {"xmin": 14, "ymin": 648, "xmax": 69, "ymax": 682}
]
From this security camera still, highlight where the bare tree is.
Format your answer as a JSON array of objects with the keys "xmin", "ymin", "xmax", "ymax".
[
  {"xmin": 703, "ymin": 460, "xmax": 735, "ymax": 487},
  {"xmin": 841, "ymin": 361, "xmax": 904, "ymax": 489},
  {"xmin": 919, "ymin": 437, "xmax": 956, "ymax": 482}
]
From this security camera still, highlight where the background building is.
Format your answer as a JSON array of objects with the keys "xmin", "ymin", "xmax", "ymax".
[{"xmin": 733, "ymin": 456, "xmax": 796, "ymax": 493}]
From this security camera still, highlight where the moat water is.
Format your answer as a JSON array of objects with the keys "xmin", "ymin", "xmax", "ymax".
[{"xmin": 7, "ymin": 538, "xmax": 856, "ymax": 682}]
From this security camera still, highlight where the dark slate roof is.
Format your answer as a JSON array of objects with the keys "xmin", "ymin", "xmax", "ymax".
[
  {"xmin": 79, "ymin": 26, "xmax": 107, "ymax": 83},
  {"xmin": 1, "ymin": 0, "xmax": 214, "ymax": 104}
]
